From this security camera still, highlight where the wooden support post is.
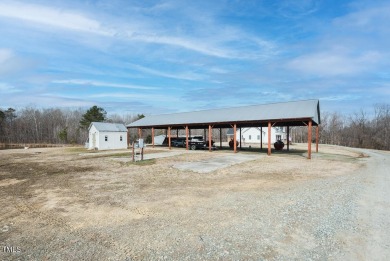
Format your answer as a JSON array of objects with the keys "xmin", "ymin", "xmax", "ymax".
[
  {"xmin": 168, "ymin": 127, "xmax": 171, "ymax": 150},
  {"xmin": 152, "ymin": 127, "xmax": 155, "ymax": 148},
  {"xmin": 219, "ymin": 128, "xmax": 222, "ymax": 148},
  {"xmin": 204, "ymin": 129, "xmax": 206, "ymax": 141},
  {"xmin": 176, "ymin": 129, "xmax": 179, "ymax": 138},
  {"xmin": 239, "ymin": 127, "xmax": 242, "ymax": 149},
  {"xmin": 185, "ymin": 126, "xmax": 189, "ymax": 150},
  {"xmin": 287, "ymin": 126, "xmax": 290, "ymax": 151},
  {"xmin": 208, "ymin": 125, "xmax": 212, "ymax": 152},
  {"xmin": 316, "ymin": 125, "xmax": 319, "ymax": 153},
  {"xmin": 308, "ymin": 120, "xmax": 312, "ymax": 159},
  {"xmin": 138, "ymin": 128, "xmax": 142, "ymax": 139},
  {"xmin": 260, "ymin": 127, "xmax": 263, "ymax": 150},
  {"xmin": 233, "ymin": 124, "xmax": 237, "ymax": 153},
  {"xmin": 268, "ymin": 121, "xmax": 271, "ymax": 156}
]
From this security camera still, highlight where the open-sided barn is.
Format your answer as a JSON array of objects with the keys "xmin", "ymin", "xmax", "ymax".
[{"xmin": 127, "ymin": 99, "xmax": 321, "ymax": 159}]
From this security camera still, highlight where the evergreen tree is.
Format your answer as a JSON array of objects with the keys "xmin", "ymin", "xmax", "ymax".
[
  {"xmin": 136, "ymin": 114, "xmax": 145, "ymax": 120},
  {"xmin": 58, "ymin": 128, "xmax": 68, "ymax": 143},
  {"xmin": 79, "ymin": 105, "xmax": 106, "ymax": 129},
  {"xmin": 0, "ymin": 109, "xmax": 5, "ymax": 123}
]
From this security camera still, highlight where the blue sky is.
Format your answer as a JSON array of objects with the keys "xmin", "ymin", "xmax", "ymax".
[{"xmin": 0, "ymin": 0, "xmax": 389, "ymax": 116}]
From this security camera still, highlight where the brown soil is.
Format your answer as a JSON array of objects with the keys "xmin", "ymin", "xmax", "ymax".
[{"xmin": 0, "ymin": 145, "xmax": 375, "ymax": 260}]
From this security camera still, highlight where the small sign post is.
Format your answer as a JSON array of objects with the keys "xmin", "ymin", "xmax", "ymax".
[
  {"xmin": 139, "ymin": 139, "xmax": 144, "ymax": 161},
  {"xmin": 132, "ymin": 141, "xmax": 135, "ymax": 162},
  {"xmin": 132, "ymin": 139, "xmax": 145, "ymax": 162}
]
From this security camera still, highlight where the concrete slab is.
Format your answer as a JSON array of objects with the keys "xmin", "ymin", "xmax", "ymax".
[{"xmin": 173, "ymin": 154, "xmax": 262, "ymax": 173}]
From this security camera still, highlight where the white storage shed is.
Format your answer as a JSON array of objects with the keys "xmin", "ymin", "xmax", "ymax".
[
  {"xmin": 88, "ymin": 122, "xmax": 127, "ymax": 150},
  {"xmin": 227, "ymin": 127, "xmax": 286, "ymax": 145}
]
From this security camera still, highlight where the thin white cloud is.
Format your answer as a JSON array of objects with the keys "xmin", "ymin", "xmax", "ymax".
[
  {"xmin": 90, "ymin": 92, "xmax": 179, "ymax": 102},
  {"xmin": 0, "ymin": 1, "xmax": 276, "ymax": 60},
  {"xmin": 130, "ymin": 34, "xmax": 234, "ymax": 59},
  {"xmin": 130, "ymin": 31, "xmax": 277, "ymax": 60},
  {"xmin": 0, "ymin": 82, "xmax": 20, "ymax": 93},
  {"xmin": 2, "ymin": 92, "xmax": 94, "ymax": 108},
  {"xmin": 0, "ymin": 48, "xmax": 36, "ymax": 76},
  {"xmin": 320, "ymin": 95, "xmax": 360, "ymax": 101},
  {"xmin": 0, "ymin": 1, "xmax": 111, "ymax": 36},
  {"xmin": 52, "ymin": 79, "xmax": 157, "ymax": 90},
  {"xmin": 127, "ymin": 63, "xmax": 205, "ymax": 81},
  {"xmin": 287, "ymin": 51, "xmax": 381, "ymax": 76},
  {"xmin": 277, "ymin": 0, "xmax": 320, "ymax": 19},
  {"xmin": 373, "ymin": 86, "xmax": 390, "ymax": 95},
  {"xmin": 333, "ymin": 4, "xmax": 390, "ymax": 30},
  {"xmin": 208, "ymin": 67, "xmax": 229, "ymax": 74},
  {"xmin": 0, "ymin": 49, "xmax": 13, "ymax": 63}
]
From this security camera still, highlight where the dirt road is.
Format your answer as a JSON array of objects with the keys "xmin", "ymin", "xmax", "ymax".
[
  {"xmin": 0, "ymin": 145, "xmax": 389, "ymax": 260},
  {"xmin": 342, "ymin": 149, "xmax": 390, "ymax": 260}
]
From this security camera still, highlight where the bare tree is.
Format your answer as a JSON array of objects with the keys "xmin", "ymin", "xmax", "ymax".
[{"xmin": 1, "ymin": 104, "xmax": 389, "ymax": 150}]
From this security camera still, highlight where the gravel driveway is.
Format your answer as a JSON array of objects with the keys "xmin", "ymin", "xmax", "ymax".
[
  {"xmin": 340, "ymin": 149, "xmax": 390, "ymax": 260},
  {"xmin": 0, "ymin": 145, "xmax": 389, "ymax": 260}
]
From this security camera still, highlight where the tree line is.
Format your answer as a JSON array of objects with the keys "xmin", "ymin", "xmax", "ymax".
[
  {"xmin": 1, "ymin": 104, "xmax": 389, "ymax": 151},
  {"xmin": 292, "ymin": 104, "xmax": 390, "ymax": 151},
  {"xmin": 0, "ymin": 106, "xmax": 141, "ymax": 145}
]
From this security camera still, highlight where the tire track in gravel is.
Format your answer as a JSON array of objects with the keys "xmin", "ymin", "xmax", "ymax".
[{"xmin": 341, "ymin": 149, "xmax": 390, "ymax": 260}]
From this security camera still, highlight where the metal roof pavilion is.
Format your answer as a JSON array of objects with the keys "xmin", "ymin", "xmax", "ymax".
[
  {"xmin": 127, "ymin": 99, "xmax": 321, "ymax": 159},
  {"xmin": 127, "ymin": 99, "xmax": 320, "ymax": 129}
]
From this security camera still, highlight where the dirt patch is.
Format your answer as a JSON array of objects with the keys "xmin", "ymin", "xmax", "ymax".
[
  {"xmin": 173, "ymin": 154, "xmax": 261, "ymax": 173},
  {"xmin": 0, "ymin": 144, "xmax": 381, "ymax": 260},
  {"xmin": 0, "ymin": 178, "xmax": 26, "ymax": 187}
]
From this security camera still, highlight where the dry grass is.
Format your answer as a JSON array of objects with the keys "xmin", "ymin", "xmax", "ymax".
[{"xmin": 0, "ymin": 144, "xmax": 365, "ymax": 260}]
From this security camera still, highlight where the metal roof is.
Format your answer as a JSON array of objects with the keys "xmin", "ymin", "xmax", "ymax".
[
  {"xmin": 89, "ymin": 122, "xmax": 127, "ymax": 132},
  {"xmin": 127, "ymin": 99, "xmax": 320, "ymax": 128}
]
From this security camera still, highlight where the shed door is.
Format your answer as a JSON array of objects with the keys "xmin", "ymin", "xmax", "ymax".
[{"xmin": 92, "ymin": 133, "xmax": 96, "ymax": 148}]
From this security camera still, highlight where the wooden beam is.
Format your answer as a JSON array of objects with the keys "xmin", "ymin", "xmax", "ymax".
[
  {"xmin": 308, "ymin": 120, "xmax": 312, "ymax": 159},
  {"xmin": 138, "ymin": 128, "xmax": 142, "ymax": 139},
  {"xmin": 168, "ymin": 127, "xmax": 171, "ymax": 150},
  {"xmin": 233, "ymin": 124, "xmax": 237, "ymax": 153},
  {"xmin": 152, "ymin": 127, "xmax": 155, "ymax": 148},
  {"xmin": 185, "ymin": 126, "xmax": 189, "ymax": 150},
  {"xmin": 316, "ymin": 124, "xmax": 319, "ymax": 153},
  {"xmin": 268, "ymin": 121, "xmax": 271, "ymax": 156},
  {"xmin": 208, "ymin": 125, "xmax": 212, "ymax": 152}
]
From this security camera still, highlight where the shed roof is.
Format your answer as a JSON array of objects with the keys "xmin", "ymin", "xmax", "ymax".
[
  {"xmin": 127, "ymin": 99, "xmax": 320, "ymax": 129},
  {"xmin": 90, "ymin": 122, "xmax": 127, "ymax": 132}
]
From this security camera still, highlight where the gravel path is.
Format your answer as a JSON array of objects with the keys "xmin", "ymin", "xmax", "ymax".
[
  {"xmin": 1, "ymin": 146, "xmax": 389, "ymax": 260},
  {"xmin": 341, "ymin": 149, "xmax": 390, "ymax": 260}
]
